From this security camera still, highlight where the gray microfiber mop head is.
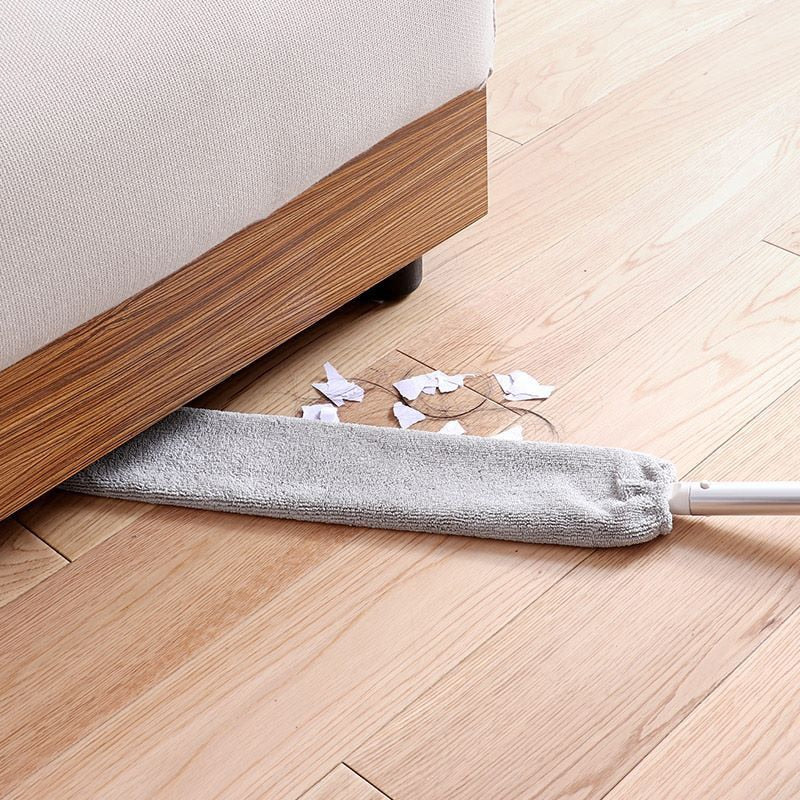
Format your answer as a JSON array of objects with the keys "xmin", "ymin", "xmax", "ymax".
[{"xmin": 63, "ymin": 407, "xmax": 676, "ymax": 548}]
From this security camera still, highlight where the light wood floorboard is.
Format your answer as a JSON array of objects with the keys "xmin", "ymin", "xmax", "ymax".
[
  {"xmin": 607, "ymin": 607, "xmax": 800, "ymax": 799},
  {"xmin": 3, "ymin": 518, "xmax": 585, "ymax": 798},
  {"xmin": 0, "ymin": 520, "xmax": 67, "ymax": 608},
  {"xmin": 515, "ymin": 243, "xmax": 800, "ymax": 465},
  {"xmin": 348, "ymin": 325, "xmax": 800, "ymax": 798},
  {"xmin": 489, "ymin": 0, "xmax": 774, "ymax": 142},
  {"xmin": 765, "ymin": 212, "xmax": 800, "ymax": 255},
  {"xmin": 299, "ymin": 765, "xmax": 390, "ymax": 800},
  {"xmin": 403, "ymin": 98, "xmax": 800, "ymax": 394},
  {"xmin": 0, "ymin": 508, "xmax": 359, "ymax": 793},
  {"xmin": 598, "ymin": 383, "xmax": 800, "ymax": 800},
  {"xmin": 487, "ymin": 131, "xmax": 521, "ymax": 163}
]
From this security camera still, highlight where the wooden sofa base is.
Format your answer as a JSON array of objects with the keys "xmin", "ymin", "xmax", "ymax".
[{"xmin": 0, "ymin": 89, "xmax": 487, "ymax": 518}]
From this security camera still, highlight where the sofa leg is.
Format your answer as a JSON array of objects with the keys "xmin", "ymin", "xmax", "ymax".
[{"xmin": 368, "ymin": 257, "xmax": 423, "ymax": 301}]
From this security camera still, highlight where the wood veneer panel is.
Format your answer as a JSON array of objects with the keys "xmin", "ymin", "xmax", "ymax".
[{"xmin": 0, "ymin": 89, "xmax": 487, "ymax": 519}]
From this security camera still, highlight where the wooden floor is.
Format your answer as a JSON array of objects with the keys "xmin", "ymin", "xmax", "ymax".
[{"xmin": 3, "ymin": 1, "xmax": 800, "ymax": 797}]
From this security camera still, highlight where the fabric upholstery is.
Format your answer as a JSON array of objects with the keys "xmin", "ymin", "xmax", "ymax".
[{"xmin": 0, "ymin": 0, "xmax": 494, "ymax": 369}]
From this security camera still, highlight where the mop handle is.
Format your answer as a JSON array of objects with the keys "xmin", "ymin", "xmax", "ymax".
[{"xmin": 669, "ymin": 481, "xmax": 800, "ymax": 515}]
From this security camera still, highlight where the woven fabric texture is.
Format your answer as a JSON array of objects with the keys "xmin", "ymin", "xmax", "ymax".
[{"xmin": 0, "ymin": 0, "xmax": 494, "ymax": 368}]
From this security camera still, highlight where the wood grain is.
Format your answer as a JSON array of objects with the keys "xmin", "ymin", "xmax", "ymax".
[
  {"xmin": 2, "ymin": 508, "xmax": 585, "ymax": 799},
  {"xmin": 0, "ymin": 520, "xmax": 66, "ymax": 608},
  {"xmin": 351, "ymin": 509, "xmax": 800, "ymax": 799},
  {"xmin": 300, "ymin": 765, "xmax": 389, "ymax": 800},
  {"xmin": 195, "ymin": 296, "xmax": 378, "ymax": 412},
  {"xmin": 426, "ymin": 1, "xmax": 800, "ymax": 297},
  {"xmin": 0, "ymin": 89, "xmax": 487, "ymax": 519},
  {"xmin": 404, "ymin": 97, "xmax": 800, "ymax": 394},
  {"xmin": 347, "ymin": 244, "xmax": 800, "ymax": 799},
  {"xmin": 518, "ymin": 243, "xmax": 800, "ymax": 465},
  {"xmin": 14, "ymin": 295, "xmax": 380, "ymax": 561},
  {"xmin": 765, "ymin": 212, "xmax": 800, "ymax": 255},
  {"xmin": 601, "ymin": 385, "xmax": 800, "ymax": 800},
  {"xmin": 487, "ymin": 131, "xmax": 520, "ymax": 163},
  {"xmin": 492, "ymin": 0, "xmax": 601, "ymax": 70},
  {"xmin": 489, "ymin": 0, "xmax": 773, "ymax": 141},
  {"xmin": 192, "ymin": 0, "xmax": 798, "ymax": 451},
  {"xmin": 611, "ymin": 605, "xmax": 800, "ymax": 800},
  {"xmin": 0, "ymin": 508, "xmax": 363, "ymax": 794},
  {"xmin": 17, "ymin": 491, "xmax": 153, "ymax": 562}
]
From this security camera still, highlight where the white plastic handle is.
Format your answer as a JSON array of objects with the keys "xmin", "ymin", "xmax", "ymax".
[{"xmin": 669, "ymin": 482, "xmax": 800, "ymax": 516}]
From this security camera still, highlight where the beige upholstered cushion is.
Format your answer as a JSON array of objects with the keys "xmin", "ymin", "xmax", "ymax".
[{"xmin": 0, "ymin": 0, "xmax": 493, "ymax": 369}]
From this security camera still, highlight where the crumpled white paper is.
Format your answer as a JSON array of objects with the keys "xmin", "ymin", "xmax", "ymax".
[
  {"xmin": 439, "ymin": 420, "xmax": 466, "ymax": 435},
  {"xmin": 393, "ymin": 370, "xmax": 472, "ymax": 401},
  {"xmin": 393, "ymin": 402, "xmax": 426, "ymax": 429},
  {"xmin": 493, "ymin": 371, "xmax": 555, "ymax": 401},
  {"xmin": 491, "ymin": 424, "xmax": 524, "ymax": 441},
  {"xmin": 301, "ymin": 403, "xmax": 340, "ymax": 423},
  {"xmin": 312, "ymin": 362, "xmax": 364, "ymax": 407}
]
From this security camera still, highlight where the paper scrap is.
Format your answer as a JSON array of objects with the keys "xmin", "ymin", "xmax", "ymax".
[
  {"xmin": 393, "ymin": 375, "xmax": 431, "ymax": 401},
  {"xmin": 393, "ymin": 402, "xmax": 426, "ymax": 429},
  {"xmin": 312, "ymin": 362, "xmax": 364, "ymax": 407},
  {"xmin": 301, "ymin": 403, "xmax": 340, "ymax": 423},
  {"xmin": 493, "ymin": 371, "xmax": 555, "ymax": 401},
  {"xmin": 492, "ymin": 425, "xmax": 524, "ymax": 441},
  {"xmin": 439, "ymin": 420, "xmax": 466, "ymax": 435},
  {"xmin": 393, "ymin": 370, "xmax": 472, "ymax": 401}
]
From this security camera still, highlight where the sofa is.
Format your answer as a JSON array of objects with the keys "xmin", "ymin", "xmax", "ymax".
[{"xmin": 0, "ymin": 0, "xmax": 494, "ymax": 517}]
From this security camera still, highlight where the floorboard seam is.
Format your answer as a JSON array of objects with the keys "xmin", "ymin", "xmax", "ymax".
[
  {"xmin": 511, "ymin": 6, "xmax": 766, "ymax": 150},
  {"xmin": 762, "ymin": 238, "xmax": 800, "ymax": 258},
  {"xmin": 342, "ymin": 548, "xmax": 595, "ymax": 767},
  {"xmin": 597, "ymin": 600, "xmax": 800, "ymax": 799},
  {"xmin": 11, "ymin": 516, "xmax": 71, "ymax": 563},
  {"xmin": 487, "ymin": 128, "xmax": 523, "ymax": 146},
  {"xmin": 681, "ymin": 374, "xmax": 800, "ymax": 479},
  {"xmin": 341, "ymin": 762, "xmax": 395, "ymax": 799}
]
